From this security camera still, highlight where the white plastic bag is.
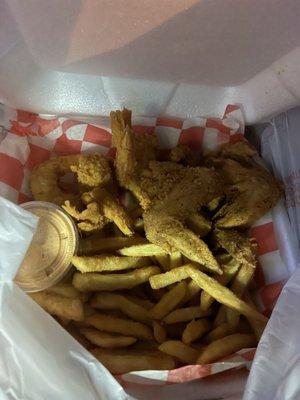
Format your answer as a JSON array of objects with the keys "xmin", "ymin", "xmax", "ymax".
[
  {"xmin": 0, "ymin": 197, "xmax": 129, "ymax": 400},
  {"xmin": 244, "ymin": 107, "xmax": 300, "ymax": 400}
]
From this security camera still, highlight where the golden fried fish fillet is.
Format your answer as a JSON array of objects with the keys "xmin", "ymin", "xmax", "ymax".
[
  {"xmin": 138, "ymin": 161, "xmax": 186, "ymax": 208},
  {"xmin": 213, "ymin": 229, "xmax": 257, "ymax": 268},
  {"xmin": 213, "ymin": 157, "xmax": 282, "ymax": 228},
  {"xmin": 112, "ymin": 110, "xmax": 198, "ymax": 210},
  {"xmin": 144, "ymin": 168, "xmax": 224, "ymax": 274}
]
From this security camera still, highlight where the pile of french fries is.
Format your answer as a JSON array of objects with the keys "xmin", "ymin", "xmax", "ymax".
[{"xmin": 30, "ymin": 228, "xmax": 268, "ymax": 375}]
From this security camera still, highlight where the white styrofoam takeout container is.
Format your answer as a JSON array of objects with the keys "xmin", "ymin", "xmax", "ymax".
[
  {"xmin": 1, "ymin": 0, "xmax": 300, "ymax": 124},
  {"xmin": 1, "ymin": 2, "xmax": 300, "ymax": 400}
]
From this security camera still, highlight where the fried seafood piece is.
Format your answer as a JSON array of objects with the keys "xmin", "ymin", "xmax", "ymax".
[
  {"xmin": 213, "ymin": 229, "xmax": 257, "ymax": 268},
  {"xmin": 111, "ymin": 109, "xmax": 158, "ymax": 209},
  {"xmin": 138, "ymin": 161, "xmax": 186, "ymax": 208},
  {"xmin": 63, "ymin": 186, "xmax": 133, "ymax": 235},
  {"xmin": 218, "ymin": 141, "xmax": 257, "ymax": 161},
  {"xmin": 186, "ymin": 212, "xmax": 211, "ymax": 237},
  {"xmin": 82, "ymin": 187, "xmax": 133, "ymax": 236},
  {"xmin": 144, "ymin": 168, "xmax": 224, "ymax": 274},
  {"xmin": 63, "ymin": 201, "xmax": 107, "ymax": 232},
  {"xmin": 212, "ymin": 157, "xmax": 282, "ymax": 228},
  {"xmin": 70, "ymin": 154, "xmax": 111, "ymax": 187},
  {"xmin": 204, "ymin": 141, "xmax": 257, "ymax": 162},
  {"xmin": 168, "ymin": 145, "xmax": 200, "ymax": 166},
  {"xmin": 112, "ymin": 109, "xmax": 198, "ymax": 210},
  {"xmin": 30, "ymin": 154, "xmax": 111, "ymax": 205}
]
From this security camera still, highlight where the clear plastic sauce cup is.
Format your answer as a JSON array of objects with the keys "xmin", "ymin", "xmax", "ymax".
[{"xmin": 14, "ymin": 201, "xmax": 78, "ymax": 292}]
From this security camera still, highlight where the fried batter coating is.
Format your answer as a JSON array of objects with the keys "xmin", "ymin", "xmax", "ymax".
[
  {"xmin": 219, "ymin": 141, "xmax": 257, "ymax": 160},
  {"xmin": 213, "ymin": 229, "xmax": 257, "ymax": 268},
  {"xmin": 111, "ymin": 112, "xmax": 281, "ymax": 272},
  {"xmin": 144, "ymin": 168, "xmax": 224, "ymax": 274},
  {"xmin": 212, "ymin": 156, "xmax": 282, "ymax": 228},
  {"xmin": 168, "ymin": 145, "xmax": 200, "ymax": 166},
  {"xmin": 70, "ymin": 154, "xmax": 111, "ymax": 187},
  {"xmin": 111, "ymin": 109, "xmax": 158, "ymax": 209},
  {"xmin": 62, "ymin": 201, "xmax": 107, "ymax": 232},
  {"xmin": 30, "ymin": 154, "xmax": 111, "ymax": 206},
  {"xmin": 82, "ymin": 187, "xmax": 133, "ymax": 236}
]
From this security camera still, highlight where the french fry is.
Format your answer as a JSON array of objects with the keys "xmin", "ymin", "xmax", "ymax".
[
  {"xmin": 90, "ymin": 292, "xmax": 151, "ymax": 324},
  {"xmin": 30, "ymin": 292, "xmax": 84, "ymax": 321},
  {"xmin": 149, "ymin": 266, "xmax": 189, "ymax": 289},
  {"xmin": 186, "ymin": 213, "xmax": 211, "ymax": 237},
  {"xmin": 86, "ymin": 313, "xmax": 153, "ymax": 340},
  {"xmin": 163, "ymin": 306, "xmax": 211, "ymax": 324},
  {"xmin": 73, "ymin": 303, "xmax": 98, "ymax": 327},
  {"xmin": 153, "ymin": 321, "xmax": 167, "ymax": 343},
  {"xmin": 125, "ymin": 295, "xmax": 154, "ymax": 310},
  {"xmin": 73, "ymin": 266, "xmax": 160, "ymax": 292},
  {"xmin": 133, "ymin": 218, "xmax": 144, "ymax": 231},
  {"xmin": 226, "ymin": 263, "xmax": 255, "ymax": 329},
  {"xmin": 182, "ymin": 319, "xmax": 211, "ymax": 345},
  {"xmin": 203, "ymin": 323, "xmax": 233, "ymax": 343},
  {"xmin": 91, "ymin": 348, "xmax": 175, "ymax": 374},
  {"xmin": 213, "ymin": 305, "xmax": 227, "ymax": 327},
  {"xmin": 180, "ymin": 280, "xmax": 201, "ymax": 305},
  {"xmin": 46, "ymin": 283, "xmax": 81, "ymax": 299},
  {"xmin": 169, "ymin": 252, "xmax": 182, "ymax": 269},
  {"xmin": 159, "ymin": 340, "xmax": 199, "ymax": 364},
  {"xmin": 197, "ymin": 334, "xmax": 256, "ymax": 365},
  {"xmin": 84, "ymin": 304, "xmax": 97, "ymax": 318},
  {"xmin": 64, "ymin": 324, "xmax": 92, "ymax": 349},
  {"xmin": 79, "ymin": 235, "xmax": 147, "ymax": 255},
  {"xmin": 200, "ymin": 260, "xmax": 240, "ymax": 312},
  {"xmin": 207, "ymin": 196, "xmax": 223, "ymax": 212},
  {"xmin": 244, "ymin": 291, "xmax": 267, "ymax": 341},
  {"xmin": 230, "ymin": 263, "xmax": 256, "ymax": 297},
  {"xmin": 149, "ymin": 282, "xmax": 187, "ymax": 320},
  {"xmin": 118, "ymin": 243, "xmax": 167, "ymax": 257},
  {"xmin": 155, "ymin": 254, "xmax": 170, "ymax": 272},
  {"xmin": 187, "ymin": 265, "xmax": 268, "ymax": 323},
  {"xmin": 188, "ymin": 292, "xmax": 201, "ymax": 306},
  {"xmin": 142, "ymin": 281, "xmax": 165, "ymax": 302},
  {"xmin": 80, "ymin": 328, "xmax": 137, "ymax": 348},
  {"xmin": 72, "ymin": 255, "xmax": 149, "ymax": 273}
]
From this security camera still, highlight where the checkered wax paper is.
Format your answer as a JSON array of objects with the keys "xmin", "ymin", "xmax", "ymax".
[{"xmin": 0, "ymin": 104, "xmax": 288, "ymax": 385}]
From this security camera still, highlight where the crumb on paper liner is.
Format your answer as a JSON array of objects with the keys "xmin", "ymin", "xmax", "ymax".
[{"xmin": 0, "ymin": 104, "xmax": 288, "ymax": 384}]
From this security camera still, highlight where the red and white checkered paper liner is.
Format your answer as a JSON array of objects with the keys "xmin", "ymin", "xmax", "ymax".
[{"xmin": 0, "ymin": 105, "xmax": 288, "ymax": 385}]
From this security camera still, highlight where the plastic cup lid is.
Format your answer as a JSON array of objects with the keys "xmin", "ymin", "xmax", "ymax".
[{"xmin": 15, "ymin": 201, "xmax": 78, "ymax": 292}]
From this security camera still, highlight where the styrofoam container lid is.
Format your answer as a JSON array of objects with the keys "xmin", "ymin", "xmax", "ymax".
[{"xmin": 1, "ymin": 1, "xmax": 300, "ymax": 123}]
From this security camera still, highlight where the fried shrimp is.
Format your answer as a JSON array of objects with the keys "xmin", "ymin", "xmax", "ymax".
[
  {"xmin": 81, "ymin": 187, "xmax": 133, "ymax": 236},
  {"xmin": 30, "ymin": 154, "xmax": 111, "ymax": 206},
  {"xmin": 62, "ymin": 201, "xmax": 107, "ymax": 232}
]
